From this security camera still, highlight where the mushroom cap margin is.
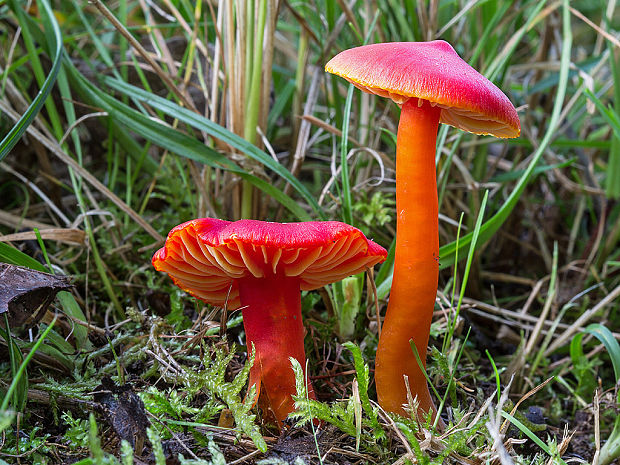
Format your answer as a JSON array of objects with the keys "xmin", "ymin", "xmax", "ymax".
[{"xmin": 152, "ymin": 218, "xmax": 388, "ymax": 309}]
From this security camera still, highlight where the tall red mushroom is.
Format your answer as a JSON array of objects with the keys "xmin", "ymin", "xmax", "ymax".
[
  {"xmin": 153, "ymin": 218, "xmax": 387, "ymax": 425},
  {"xmin": 326, "ymin": 41, "xmax": 520, "ymax": 421}
]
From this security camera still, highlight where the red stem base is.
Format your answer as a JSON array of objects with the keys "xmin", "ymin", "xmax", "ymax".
[{"xmin": 238, "ymin": 274, "xmax": 314, "ymax": 425}]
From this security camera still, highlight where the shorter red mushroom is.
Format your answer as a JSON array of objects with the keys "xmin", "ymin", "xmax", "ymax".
[{"xmin": 153, "ymin": 218, "xmax": 387, "ymax": 425}]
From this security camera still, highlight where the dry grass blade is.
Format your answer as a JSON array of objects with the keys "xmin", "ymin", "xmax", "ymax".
[
  {"xmin": 0, "ymin": 210, "xmax": 56, "ymax": 231},
  {"xmin": 1, "ymin": 161, "xmax": 71, "ymax": 226},
  {"xmin": 375, "ymin": 403, "xmax": 414, "ymax": 457},
  {"xmin": 0, "ymin": 100, "xmax": 164, "ymax": 242},
  {"xmin": 301, "ymin": 114, "xmax": 362, "ymax": 147},
  {"xmin": 90, "ymin": 0, "xmax": 197, "ymax": 112},
  {"xmin": 0, "ymin": 228, "xmax": 86, "ymax": 246},
  {"xmin": 335, "ymin": 0, "xmax": 362, "ymax": 38},
  {"xmin": 290, "ymin": 70, "xmax": 322, "ymax": 178},
  {"xmin": 547, "ymin": 425, "xmax": 574, "ymax": 465},
  {"xmin": 593, "ymin": 388, "xmax": 601, "ymax": 465},
  {"xmin": 282, "ymin": 0, "xmax": 319, "ymax": 44},
  {"xmin": 569, "ymin": 6, "xmax": 620, "ymax": 49},
  {"xmin": 487, "ymin": 405, "xmax": 516, "ymax": 465},
  {"xmin": 500, "ymin": 376, "xmax": 555, "ymax": 435},
  {"xmin": 522, "ymin": 266, "xmax": 557, "ymax": 361},
  {"xmin": 160, "ymin": 0, "xmax": 211, "ymax": 59}
]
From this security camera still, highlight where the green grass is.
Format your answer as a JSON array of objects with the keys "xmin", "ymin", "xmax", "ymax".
[{"xmin": 0, "ymin": 0, "xmax": 619, "ymax": 463}]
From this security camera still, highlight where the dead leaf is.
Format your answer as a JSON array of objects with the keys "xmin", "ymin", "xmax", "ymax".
[
  {"xmin": 0, "ymin": 263, "xmax": 72, "ymax": 329},
  {"xmin": 94, "ymin": 377, "xmax": 149, "ymax": 454},
  {"xmin": 217, "ymin": 409, "xmax": 234, "ymax": 428}
]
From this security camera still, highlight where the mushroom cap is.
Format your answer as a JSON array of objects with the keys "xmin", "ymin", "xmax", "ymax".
[
  {"xmin": 152, "ymin": 218, "xmax": 387, "ymax": 309},
  {"xmin": 325, "ymin": 40, "xmax": 520, "ymax": 138}
]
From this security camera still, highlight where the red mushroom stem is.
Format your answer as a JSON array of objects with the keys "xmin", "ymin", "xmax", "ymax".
[
  {"xmin": 238, "ymin": 274, "xmax": 314, "ymax": 423},
  {"xmin": 375, "ymin": 98, "xmax": 441, "ymax": 420}
]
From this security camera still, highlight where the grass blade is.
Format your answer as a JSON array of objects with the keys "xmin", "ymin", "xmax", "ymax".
[
  {"xmin": 437, "ymin": 0, "xmax": 573, "ymax": 270},
  {"xmin": 501, "ymin": 411, "xmax": 567, "ymax": 465},
  {"xmin": 582, "ymin": 323, "xmax": 620, "ymax": 381},
  {"xmin": 65, "ymin": 65, "xmax": 313, "ymax": 220},
  {"xmin": 0, "ymin": 318, "xmax": 57, "ymax": 412},
  {"xmin": 101, "ymin": 76, "xmax": 323, "ymax": 219},
  {"xmin": 339, "ymin": 85, "xmax": 355, "ymax": 225},
  {"xmin": 0, "ymin": 0, "xmax": 62, "ymax": 162}
]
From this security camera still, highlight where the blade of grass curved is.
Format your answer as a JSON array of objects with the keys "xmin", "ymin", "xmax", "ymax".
[
  {"xmin": 102, "ymin": 76, "xmax": 324, "ymax": 219},
  {"xmin": 0, "ymin": 0, "xmax": 62, "ymax": 162},
  {"xmin": 436, "ymin": 0, "xmax": 572, "ymax": 271},
  {"xmin": 65, "ymin": 63, "xmax": 311, "ymax": 220},
  {"xmin": 583, "ymin": 323, "xmax": 620, "ymax": 381},
  {"xmin": 377, "ymin": 0, "xmax": 569, "ymax": 291},
  {"xmin": 588, "ymin": 323, "xmax": 620, "ymax": 465}
]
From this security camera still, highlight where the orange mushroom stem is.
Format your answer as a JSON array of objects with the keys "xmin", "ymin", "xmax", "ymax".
[{"xmin": 375, "ymin": 98, "xmax": 441, "ymax": 419}]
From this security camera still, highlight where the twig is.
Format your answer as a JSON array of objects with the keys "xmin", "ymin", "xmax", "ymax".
[{"xmin": 63, "ymin": 312, "xmax": 107, "ymax": 335}]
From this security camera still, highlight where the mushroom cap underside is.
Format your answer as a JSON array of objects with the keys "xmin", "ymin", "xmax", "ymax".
[
  {"xmin": 152, "ymin": 218, "xmax": 387, "ymax": 309},
  {"xmin": 325, "ymin": 40, "xmax": 520, "ymax": 138}
]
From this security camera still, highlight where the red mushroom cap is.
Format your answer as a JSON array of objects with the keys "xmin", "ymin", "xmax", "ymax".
[
  {"xmin": 152, "ymin": 218, "xmax": 387, "ymax": 308},
  {"xmin": 325, "ymin": 40, "xmax": 520, "ymax": 138}
]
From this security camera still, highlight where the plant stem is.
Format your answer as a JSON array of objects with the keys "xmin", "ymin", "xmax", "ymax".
[
  {"xmin": 600, "ymin": 406, "xmax": 620, "ymax": 465},
  {"xmin": 241, "ymin": 0, "xmax": 268, "ymax": 219}
]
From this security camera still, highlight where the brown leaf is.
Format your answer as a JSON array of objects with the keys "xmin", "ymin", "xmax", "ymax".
[
  {"xmin": 94, "ymin": 377, "xmax": 149, "ymax": 454},
  {"xmin": 0, "ymin": 263, "xmax": 72, "ymax": 329},
  {"xmin": 217, "ymin": 408, "xmax": 234, "ymax": 428}
]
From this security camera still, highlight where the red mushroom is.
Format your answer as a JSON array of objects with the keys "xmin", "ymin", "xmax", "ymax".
[
  {"xmin": 326, "ymin": 41, "xmax": 520, "ymax": 421},
  {"xmin": 152, "ymin": 218, "xmax": 387, "ymax": 425}
]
